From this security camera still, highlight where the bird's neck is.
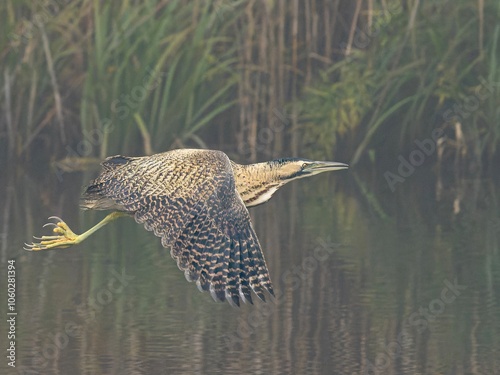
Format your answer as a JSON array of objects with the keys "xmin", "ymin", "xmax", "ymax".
[{"xmin": 231, "ymin": 162, "xmax": 283, "ymax": 208}]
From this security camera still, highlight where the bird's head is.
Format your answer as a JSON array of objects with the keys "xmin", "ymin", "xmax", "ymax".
[
  {"xmin": 237, "ymin": 157, "xmax": 349, "ymax": 207},
  {"xmin": 270, "ymin": 157, "xmax": 349, "ymax": 182}
]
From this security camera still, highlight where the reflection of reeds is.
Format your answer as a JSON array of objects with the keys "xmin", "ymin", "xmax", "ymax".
[{"xmin": 1, "ymin": 157, "xmax": 499, "ymax": 373}]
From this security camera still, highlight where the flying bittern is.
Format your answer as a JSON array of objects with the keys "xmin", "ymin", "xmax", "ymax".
[{"xmin": 25, "ymin": 149, "xmax": 348, "ymax": 306}]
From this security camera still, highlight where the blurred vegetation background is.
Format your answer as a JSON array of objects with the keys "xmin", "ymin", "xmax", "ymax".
[
  {"xmin": 0, "ymin": 0, "xmax": 499, "ymax": 173},
  {"xmin": 2, "ymin": 3, "xmax": 499, "ymax": 374}
]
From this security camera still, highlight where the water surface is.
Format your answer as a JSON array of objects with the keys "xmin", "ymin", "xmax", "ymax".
[{"xmin": 1, "ymin": 166, "xmax": 499, "ymax": 375}]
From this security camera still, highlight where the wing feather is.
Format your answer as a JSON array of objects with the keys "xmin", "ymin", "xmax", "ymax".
[{"xmin": 80, "ymin": 149, "xmax": 274, "ymax": 305}]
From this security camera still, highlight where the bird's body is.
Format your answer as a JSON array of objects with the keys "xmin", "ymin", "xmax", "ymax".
[{"xmin": 27, "ymin": 149, "xmax": 348, "ymax": 306}]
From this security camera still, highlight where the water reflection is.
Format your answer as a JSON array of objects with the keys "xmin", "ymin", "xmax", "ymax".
[{"xmin": 1, "ymin": 165, "xmax": 499, "ymax": 375}]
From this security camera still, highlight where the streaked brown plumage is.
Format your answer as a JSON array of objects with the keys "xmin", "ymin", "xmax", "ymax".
[{"xmin": 26, "ymin": 149, "xmax": 348, "ymax": 307}]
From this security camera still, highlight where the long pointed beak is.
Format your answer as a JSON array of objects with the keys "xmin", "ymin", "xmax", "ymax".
[{"xmin": 305, "ymin": 161, "xmax": 349, "ymax": 173}]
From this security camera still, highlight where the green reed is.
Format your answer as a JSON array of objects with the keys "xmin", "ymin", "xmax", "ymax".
[
  {"xmin": 1, "ymin": 0, "xmax": 240, "ymax": 163},
  {"xmin": 1, "ymin": 0, "xmax": 498, "ymax": 171},
  {"xmin": 300, "ymin": 0, "xmax": 500, "ymax": 170}
]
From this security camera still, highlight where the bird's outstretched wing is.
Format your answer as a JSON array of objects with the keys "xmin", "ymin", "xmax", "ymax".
[{"xmin": 81, "ymin": 149, "xmax": 274, "ymax": 306}]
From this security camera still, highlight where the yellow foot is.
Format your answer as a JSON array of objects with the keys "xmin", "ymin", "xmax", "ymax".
[{"xmin": 24, "ymin": 216, "xmax": 80, "ymax": 251}]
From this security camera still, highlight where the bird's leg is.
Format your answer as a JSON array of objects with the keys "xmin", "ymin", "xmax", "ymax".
[{"xmin": 24, "ymin": 212, "xmax": 127, "ymax": 251}]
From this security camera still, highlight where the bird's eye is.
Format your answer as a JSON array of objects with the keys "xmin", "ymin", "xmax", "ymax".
[{"xmin": 301, "ymin": 163, "xmax": 308, "ymax": 169}]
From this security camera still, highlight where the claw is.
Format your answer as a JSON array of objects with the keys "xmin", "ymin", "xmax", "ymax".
[
  {"xmin": 48, "ymin": 216, "xmax": 64, "ymax": 222},
  {"xmin": 23, "ymin": 242, "xmax": 46, "ymax": 251},
  {"xmin": 27, "ymin": 216, "xmax": 79, "ymax": 251},
  {"xmin": 23, "ymin": 243, "xmax": 34, "ymax": 251}
]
